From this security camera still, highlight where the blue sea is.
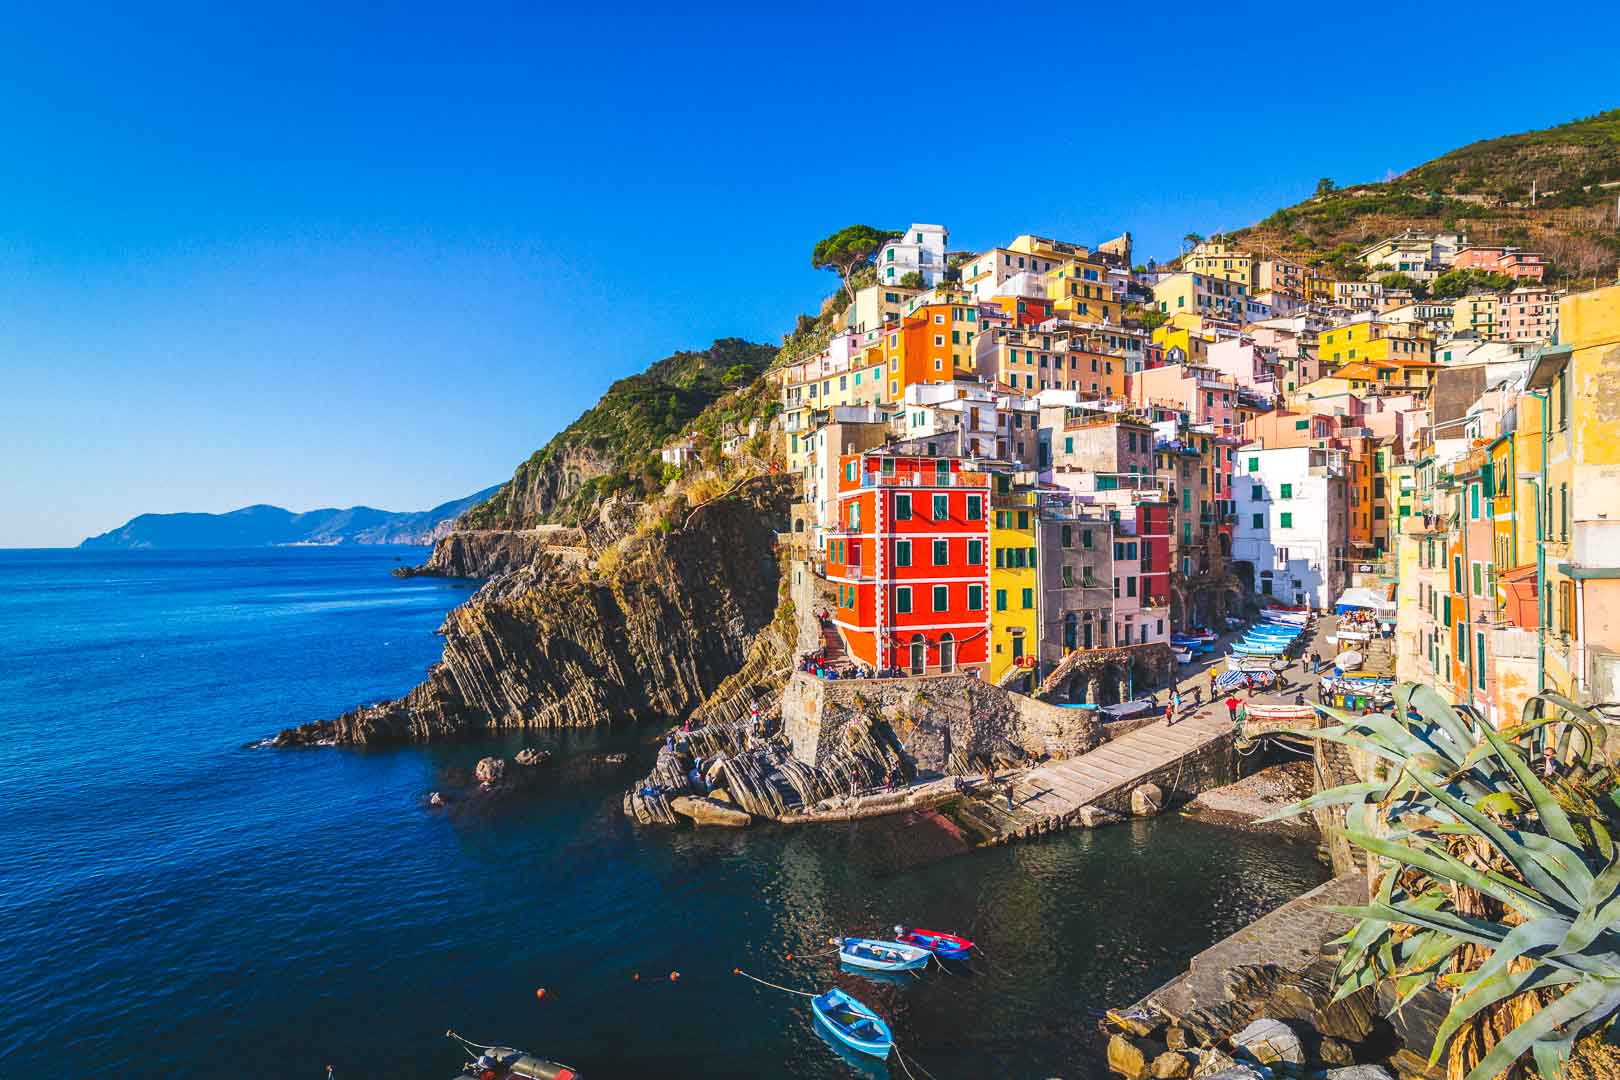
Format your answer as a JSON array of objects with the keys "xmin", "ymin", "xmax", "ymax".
[{"xmin": 0, "ymin": 547, "xmax": 1328, "ymax": 1079}]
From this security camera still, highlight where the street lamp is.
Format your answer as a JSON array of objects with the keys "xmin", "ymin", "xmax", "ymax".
[{"xmin": 1517, "ymin": 471, "xmax": 1545, "ymax": 693}]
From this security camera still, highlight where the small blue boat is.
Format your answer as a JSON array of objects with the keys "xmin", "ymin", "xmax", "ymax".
[
  {"xmin": 839, "ymin": 937, "xmax": 931, "ymax": 972},
  {"xmin": 811, "ymin": 987, "xmax": 893, "ymax": 1058}
]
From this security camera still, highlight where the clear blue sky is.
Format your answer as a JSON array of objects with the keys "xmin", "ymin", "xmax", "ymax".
[{"xmin": 5, "ymin": 4, "xmax": 1617, "ymax": 547}]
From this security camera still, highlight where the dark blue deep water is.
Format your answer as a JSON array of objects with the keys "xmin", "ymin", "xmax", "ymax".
[{"xmin": 0, "ymin": 548, "xmax": 1329, "ymax": 1079}]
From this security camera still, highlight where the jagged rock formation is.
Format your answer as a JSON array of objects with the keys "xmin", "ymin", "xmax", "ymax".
[
  {"xmin": 273, "ymin": 477, "xmax": 794, "ymax": 747},
  {"xmin": 396, "ymin": 526, "xmax": 588, "ymax": 579}
]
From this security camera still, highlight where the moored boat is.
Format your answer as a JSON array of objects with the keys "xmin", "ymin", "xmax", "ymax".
[
  {"xmin": 811, "ymin": 987, "xmax": 893, "ymax": 1059},
  {"xmin": 447, "ymin": 1031, "xmax": 580, "ymax": 1080},
  {"xmin": 894, "ymin": 926, "xmax": 974, "ymax": 960},
  {"xmin": 838, "ymin": 936, "xmax": 931, "ymax": 971}
]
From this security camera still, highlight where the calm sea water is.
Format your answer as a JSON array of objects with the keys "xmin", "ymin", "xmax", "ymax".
[{"xmin": 0, "ymin": 548, "xmax": 1328, "ymax": 1079}]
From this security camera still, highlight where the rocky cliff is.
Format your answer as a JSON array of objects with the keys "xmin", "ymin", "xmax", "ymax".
[
  {"xmin": 274, "ymin": 476, "xmax": 793, "ymax": 746},
  {"xmin": 396, "ymin": 525, "xmax": 587, "ymax": 579}
]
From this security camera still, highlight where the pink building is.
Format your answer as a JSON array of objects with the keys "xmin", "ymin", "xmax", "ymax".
[
  {"xmin": 1495, "ymin": 286, "xmax": 1558, "ymax": 342},
  {"xmin": 1127, "ymin": 363, "xmax": 1240, "ymax": 436},
  {"xmin": 1452, "ymin": 245, "xmax": 1547, "ymax": 282}
]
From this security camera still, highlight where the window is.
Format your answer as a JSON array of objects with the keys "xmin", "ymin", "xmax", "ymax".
[
  {"xmin": 844, "ymin": 461, "xmax": 856, "ymax": 483},
  {"xmin": 995, "ymin": 589, "xmax": 1007, "ymax": 612},
  {"xmin": 1248, "ymin": 457, "xmax": 1259, "ymax": 472},
  {"xmin": 1252, "ymin": 513, "xmax": 1264, "ymax": 529},
  {"xmin": 1280, "ymin": 512, "xmax": 1293, "ymax": 528},
  {"xmin": 967, "ymin": 539, "xmax": 983, "ymax": 565},
  {"xmin": 1021, "ymin": 588, "xmax": 1033, "ymax": 609},
  {"xmin": 933, "ymin": 494, "xmax": 948, "ymax": 520},
  {"xmin": 894, "ymin": 494, "xmax": 911, "ymax": 520},
  {"xmin": 932, "ymin": 539, "xmax": 948, "ymax": 565},
  {"xmin": 1082, "ymin": 529, "xmax": 1093, "ymax": 549},
  {"xmin": 1061, "ymin": 525, "xmax": 1072, "ymax": 548},
  {"xmin": 1251, "ymin": 484, "xmax": 1263, "ymax": 500},
  {"xmin": 1279, "ymin": 483, "xmax": 1292, "ymax": 500},
  {"xmin": 967, "ymin": 585, "xmax": 983, "ymax": 611},
  {"xmin": 895, "ymin": 587, "xmax": 912, "ymax": 614},
  {"xmin": 894, "ymin": 540, "xmax": 912, "ymax": 567},
  {"xmin": 933, "ymin": 585, "xmax": 949, "ymax": 612},
  {"xmin": 1127, "ymin": 577, "xmax": 1137, "ymax": 597},
  {"xmin": 966, "ymin": 495, "xmax": 983, "ymax": 521}
]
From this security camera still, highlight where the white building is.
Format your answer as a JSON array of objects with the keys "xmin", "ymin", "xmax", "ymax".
[
  {"xmin": 877, "ymin": 223, "xmax": 949, "ymax": 288},
  {"xmin": 1231, "ymin": 445, "xmax": 1349, "ymax": 610},
  {"xmin": 895, "ymin": 381, "xmax": 1000, "ymax": 459}
]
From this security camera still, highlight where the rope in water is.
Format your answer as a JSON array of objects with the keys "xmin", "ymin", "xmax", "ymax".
[
  {"xmin": 894, "ymin": 1043, "xmax": 941, "ymax": 1080},
  {"xmin": 732, "ymin": 967, "xmax": 817, "ymax": 998}
]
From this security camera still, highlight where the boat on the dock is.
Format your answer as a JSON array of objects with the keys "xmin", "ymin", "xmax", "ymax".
[
  {"xmin": 838, "ymin": 936, "xmax": 931, "ymax": 972},
  {"xmin": 895, "ymin": 927, "xmax": 974, "ymax": 960},
  {"xmin": 811, "ymin": 987, "xmax": 893, "ymax": 1058},
  {"xmin": 447, "ymin": 1031, "xmax": 580, "ymax": 1080}
]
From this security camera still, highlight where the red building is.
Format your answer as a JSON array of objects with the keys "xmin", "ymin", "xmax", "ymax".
[{"xmin": 826, "ymin": 450, "xmax": 991, "ymax": 675}]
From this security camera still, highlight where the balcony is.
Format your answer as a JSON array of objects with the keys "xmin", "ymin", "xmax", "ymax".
[{"xmin": 861, "ymin": 471, "xmax": 988, "ymax": 489}]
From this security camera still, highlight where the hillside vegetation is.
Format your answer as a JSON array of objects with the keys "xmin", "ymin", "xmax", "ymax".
[
  {"xmin": 459, "ymin": 337, "xmax": 777, "ymax": 529},
  {"xmin": 1228, "ymin": 109, "xmax": 1620, "ymax": 281}
]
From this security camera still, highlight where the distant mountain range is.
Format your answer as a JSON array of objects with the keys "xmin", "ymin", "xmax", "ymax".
[{"xmin": 79, "ymin": 486, "xmax": 501, "ymax": 550}]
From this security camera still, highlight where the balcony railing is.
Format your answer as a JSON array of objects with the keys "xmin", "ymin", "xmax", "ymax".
[{"xmin": 861, "ymin": 472, "xmax": 987, "ymax": 489}]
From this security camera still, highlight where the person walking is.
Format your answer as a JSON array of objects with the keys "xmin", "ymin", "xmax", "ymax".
[
  {"xmin": 1164, "ymin": 699, "xmax": 1176, "ymax": 728},
  {"xmin": 1005, "ymin": 782, "xmax": 1015, "ymax": 812},
  {"xmin": 1224, "ymin": 695, "xmax": 1241, "ymax": 724},
  {"xmin": 1192, "ymin": 684, "xmax": 1203, "ymax": 707}
]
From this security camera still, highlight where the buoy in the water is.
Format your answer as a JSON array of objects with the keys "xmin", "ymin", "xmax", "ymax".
[
  {"xmin": 785, "ymin": 953, "xmax": 794, "ymax": 960},
  {"xmin": 670, "ymin": 971, "xmax": 680, "ymax": 981},
  {"xmin": 534, "ymin": 988, "xmax": 547, "ymax": 1000},
  {"xmin": 632, "ymin": 973, "xmax": 640, "ymax": 982}
]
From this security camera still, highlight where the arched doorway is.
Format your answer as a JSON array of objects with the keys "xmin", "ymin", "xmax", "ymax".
[
  {"xmin": 939, "ymin": 633, "xmax": 956, "ymax": 675},
  {"xmin": 909, "ymin": 634, "xmax": 925, "ymax": 676}
]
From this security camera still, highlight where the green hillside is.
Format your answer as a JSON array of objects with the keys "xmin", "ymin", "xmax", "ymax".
[{"xmin": 1228, "ymin": 109, "xmax": 1620, "ymax": 281}]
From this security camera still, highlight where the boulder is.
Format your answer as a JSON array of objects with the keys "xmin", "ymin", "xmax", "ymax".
[
  {"xmin": 1107, "ymin": 1007, "xmax": 1166, "ymax": 1039},
  {"xmin": 1164, "ymin": 1027, "xmax": 1190, "ymax": 1052},
  {"xmin": 1152, "ymin": 1051, "xmax": 1193, "ymax": 1079},
  {"xmin": 1079, "ymin": 804, "xmax": 1125, "ymax": 828},
  {"xmin": 1131, "ymin": 782, "xmax": 1166, "ymax": 817},
  {"xmin": 474, "ymin": 756, "xmax": 507, "ymax": 786},
  {"xmin": 1107, "ymin": 1034, "xmax": 1151, "ymax": 1080},
  {"xmin": 1325, "ymin": 1068, "xmax": 1394, "ymax": 1080},
  {"xmin": 1191, "ymin": 1050, "xmax": 1263, "ymax": 1080},
  {"xmin": 1231, "ymin": 1018, "xmax": 1304, "ymax": 1067},
  {"xmin": 514, "ymin": 747, "xmax": 550, "ymax": 766},
  {"xmin": 1317, "ymin": 1037, "xmax": 1356, "ymax": 1067},
  {"xmin": 669, "ymin": 795, "xmax": 752, "ymax": 828}
]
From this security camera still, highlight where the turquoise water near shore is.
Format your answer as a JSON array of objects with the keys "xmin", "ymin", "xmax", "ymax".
[{"xmin": 0, "ymin": 548, "xmax": 1328, "ymax": 1078}]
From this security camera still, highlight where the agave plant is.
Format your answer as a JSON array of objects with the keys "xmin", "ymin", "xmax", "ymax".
[{"xmin": 1270, "ymin": 683, "xmax": 1620, "ymax": 1080}]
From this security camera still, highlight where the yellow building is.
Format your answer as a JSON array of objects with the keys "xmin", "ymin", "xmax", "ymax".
[
  {"xmin": 1526, "ymin": 284, "xmax": 1620, "ymax": 701},
  {"xmin": 1452, "ymin": 293, "xmax": 1500, "ymax": 338},
  {"xmin": 1318, "ymin": 321, "xmax": 1434, "ymax": 367},
  {"xmin": 1182, "ymin": 241, "xmax": 1255, "ymax": 287},
  {"xmin": 1045, "ymin": 257, "xmax": 1118, "ymax": 323},
  {"xmin": 987, "ymin": 480, "xmax": 1038, "ymax": 688}
]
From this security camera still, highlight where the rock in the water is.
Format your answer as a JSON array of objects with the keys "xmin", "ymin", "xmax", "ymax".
[
  {"xmin": 1191, "ymin": 1049, "xmax": 1264, "ymax": 1080},
  {"xmin": 474, "ymin": 756, "xmax": 507, "ymax": 786},
  {"xmin": 1107, "ymin": 1007, "xmax": 1166, "ymax": 1039},
  {"xmin": 1080, "ymin": 804, "xmax": 1125, "ymax": 828},
  {"xmin": 1317, "ymin": 1037, "xmax": 1356, "ymax": 1067},
  {"xmin": 428, "ymin": 791, "xmax": 445, "ymax": 807},
  {"xmin": 514, "ymin": 747, "xmax": 550, "ymax": 766},
  {"xmin": 1131, "ymin": 782, "xmax": 1166, "ymax": 817},
  {"xmin": 669, "ymin": 795, "xmax": 752, "ymax": 827},
  {"xmin": 1324, "ymin": 1068, "xmax": 1394, "ymax": 1080},
  {"xmin": 601, "ymin": 752, "xmax": 628, "ymax": 765},
  {"xmin": 1107, "ymin": 1034, "xmax": 1151, "ymax": 1080},
  {"xmin": 1231, "ymin": 1018, "xmax": 1304, "ymax": 1067},
  {"xmin": 1152, "ymin": 1051, "xmax": 1193, "ymax": 1078}
]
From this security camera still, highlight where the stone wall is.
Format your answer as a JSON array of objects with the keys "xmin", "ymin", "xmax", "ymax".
[{"xmin": 781, "ymin": 673, "xmax": 1102, "ymax": 777}]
